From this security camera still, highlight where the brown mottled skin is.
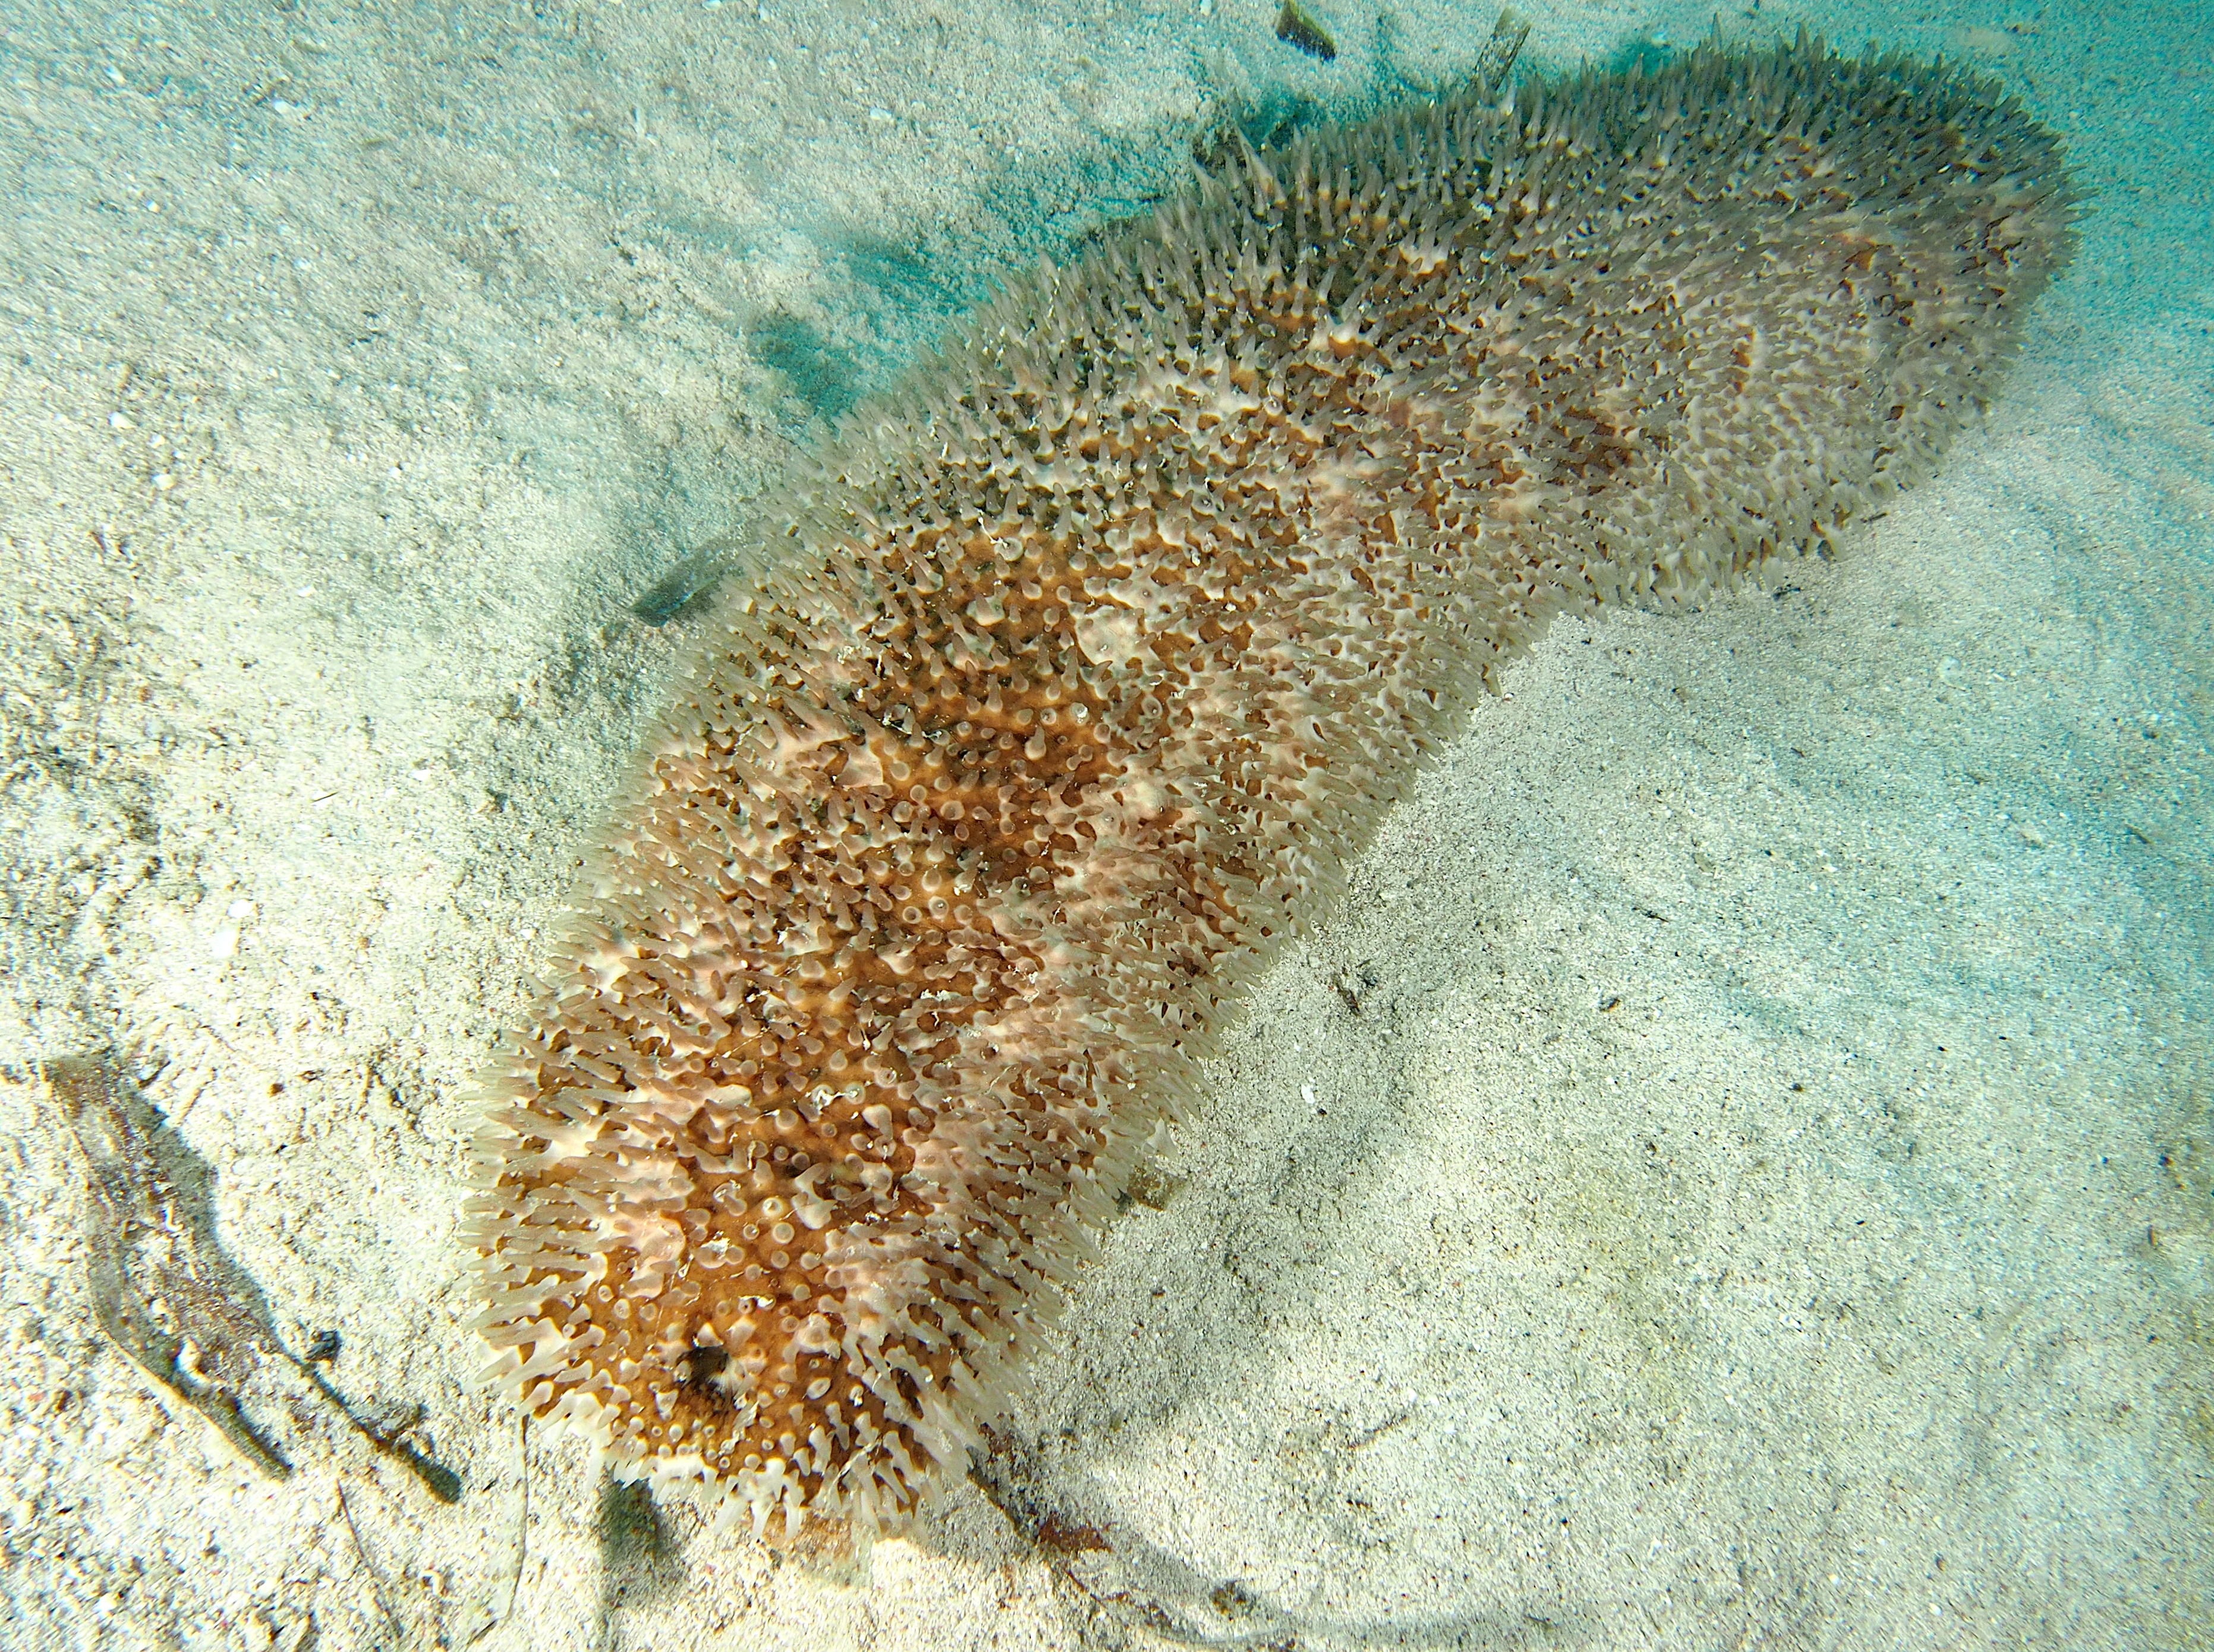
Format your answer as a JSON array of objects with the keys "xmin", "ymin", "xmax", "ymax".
[{"xmin": 464, "ymin": 40, "xmax": 2070, "ymax": 1534}]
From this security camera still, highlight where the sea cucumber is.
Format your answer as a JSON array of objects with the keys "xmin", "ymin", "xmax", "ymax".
[{"xmin": 463, "ymin": 38, "xmax": 2072, "ymax": 1536}]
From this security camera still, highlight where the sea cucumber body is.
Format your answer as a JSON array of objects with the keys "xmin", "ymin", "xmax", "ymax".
[{"xmin": 464, "ymin": 43, "xmax": 2070, "ymax": 1533}]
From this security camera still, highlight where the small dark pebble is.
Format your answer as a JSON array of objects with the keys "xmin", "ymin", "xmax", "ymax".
[
  {"xmin": 630, "ymin": 538, "xmax": 741, "ymax": 625},
  {"xmin": 1275, "ymin": 0, "xmax": 1336, "ymax": 61},
  {"xmin": 1035, "ymin": 1512, "xmax": 1112, "ymax": 1555}
]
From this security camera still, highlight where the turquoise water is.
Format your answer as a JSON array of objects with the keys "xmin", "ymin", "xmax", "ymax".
[{"xmin": 0, "ymin": 0, "xmax": 2206, "ymax": 1645}]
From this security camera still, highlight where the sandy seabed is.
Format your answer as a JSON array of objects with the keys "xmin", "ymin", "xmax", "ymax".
[{"xmin": 1, "ymin": 0, "xmax": 2207, "ymax": 1647}]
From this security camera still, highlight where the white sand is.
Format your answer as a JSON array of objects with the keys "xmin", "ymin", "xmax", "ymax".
[{"xmin": 2, "ymin": 0, "xmax": 2207, "ymax": 1646}]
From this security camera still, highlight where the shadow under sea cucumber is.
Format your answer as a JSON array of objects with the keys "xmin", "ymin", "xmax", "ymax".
[{"xmin": 462, "ymin": 34, "xmax": 2074, "ymax": 1538}]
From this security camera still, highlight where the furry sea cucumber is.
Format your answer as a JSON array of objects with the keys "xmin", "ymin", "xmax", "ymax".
[{"xmin": 463, "ymin": 38, "xmax": 2072, "ymax": 1536}]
